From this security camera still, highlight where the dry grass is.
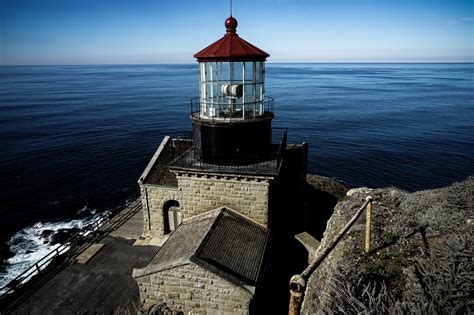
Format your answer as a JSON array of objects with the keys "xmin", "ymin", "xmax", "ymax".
[{"xmin": 304, "ymin": 177, "xmax": 474, "ymax": 314}]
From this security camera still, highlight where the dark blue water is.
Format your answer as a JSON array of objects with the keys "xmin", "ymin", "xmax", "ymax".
[{"xmin": 1, "ymin": 63, "xmax": 473, "ymax": 284}]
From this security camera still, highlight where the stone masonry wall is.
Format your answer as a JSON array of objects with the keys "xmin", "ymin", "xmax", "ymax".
[
  {"xmin": 136, "ymin": 263, "xmax": 253, "ymax": 314},
  {"xmin": 140, "ymin": 173, "xmax": 271, "ymax": 238},
  {"xmin": 140, "ymin": 185, "xmax": 180, "ymax": 238},
  {"xmin": 177, "ymin": 174, "xmax": 270, "ymax": 226}
]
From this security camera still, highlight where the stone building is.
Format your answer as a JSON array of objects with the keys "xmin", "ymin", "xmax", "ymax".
[
  {"xmin": 133, "ymin": 14, "xmax": 309, "ymax": 313},
  {"xmin": 133, "ymin": 207, "xmax": 267, "ymax": 313},
  {"xmin": 137, "ymin": 135, "xmax": 282, "ymax": 244}
]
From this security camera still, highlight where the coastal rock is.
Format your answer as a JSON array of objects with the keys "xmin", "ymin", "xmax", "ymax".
[
  {"xmin": 50, "ymin": 228, "xmax": 81, "ymax": 245},
  {"xmin": 40, "ymin": 229, "xmax": 55, "ymax": 242},
  {"xmin": 306, "ymin": 174, "xmax": 348, "ymax": 200},
  {"xmin": 301, "ymin": 177, "xmax": 474, "ymax": 313},
  {"xmin": 346, "ymin": 187, "xmax": 372, "ymax": 197},
  {"xmin": 303, "ymin": 175, "xmax": 348, "ymax": 240},
  {"xmin": 0, "ymin": 243, "xmax": 14, "ymax": 271}
]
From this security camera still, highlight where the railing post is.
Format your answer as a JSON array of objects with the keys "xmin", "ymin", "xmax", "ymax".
[
  {"xmin": 0, "ymin": 191, "xmax": 142, "ymax": 298},
  {"xmin": 365, "ymin": 196, "xmax": 373, "ymax": 254},
  {"xmin": 35, "ymin": 263, "xmax": 41, "ymax": 274}
]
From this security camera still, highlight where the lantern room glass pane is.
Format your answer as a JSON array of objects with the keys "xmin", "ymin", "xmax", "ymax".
[
  {"xmin": 255, "ymin": 62, "xmax": 261, "ymax": 83},
  {"xmin": 198, "ymin": 61, "xmax": 267, "ymax": 120},
  {"xmin": 245, "ymin": 62, "xmax": 254, "ymax": 81},
  {"xmin": 230, "ymin": 62, "xmax": 243, "ymax": 83},
  {"xmin": 221, "ymin": 62, "xmax": 230, "ymax": 84}
]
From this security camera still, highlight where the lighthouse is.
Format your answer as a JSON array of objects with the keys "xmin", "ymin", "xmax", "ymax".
[
  {"xmin": 137, "ymin": 15, "xmax": 289, "ymax": 240},
  {"xmin": 135, "ymin": 13, "xmax": 309, "ymax": 313},
  {"xmin": 192, "ymin": 16, "xmax": 274, "ymax": 165}
]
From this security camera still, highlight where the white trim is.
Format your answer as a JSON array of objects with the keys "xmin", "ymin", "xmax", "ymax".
[{"xmin": 138, "ymin": 136, "xmax": 171, "ymax": 184}]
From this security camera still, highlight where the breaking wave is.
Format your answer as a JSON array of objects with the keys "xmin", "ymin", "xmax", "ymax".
[{"xmin": 0, "ymin": 207, "xmax": 109, "ymax": 294}]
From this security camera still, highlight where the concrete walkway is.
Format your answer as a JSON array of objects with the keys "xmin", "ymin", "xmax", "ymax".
[
  {"xmin": 3, "ymin": 199, "xmax": 160, "ymax": 314},
  {"xmin": 108, "ymin": 200, "xmax": 145, "ymax": 240}
]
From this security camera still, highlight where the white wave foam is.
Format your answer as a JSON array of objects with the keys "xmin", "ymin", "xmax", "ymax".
[
  {"xmin": 75, "ymin": 204, "xmax": 97, "ymax": 215},
  {"xmin": 0, "ymin": 208, "xmax": 109, "ymax": 294}
]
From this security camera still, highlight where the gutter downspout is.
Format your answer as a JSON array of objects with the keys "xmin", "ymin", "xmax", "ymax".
[{"xmin": 144, "ymin": 187, "xmax": 151, "ymax": 233}]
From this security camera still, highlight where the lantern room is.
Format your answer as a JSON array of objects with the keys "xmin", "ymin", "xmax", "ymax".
[
  {"xmin": 193, "ymin": 16, "xmax": 270, "ymax": 121},
  {"xmin": 197, "ymin": 60, "xmax": 266, "ymax": 119},
  {"xmin": 192, "ymin": 16, "xmax": 275, "ymax": 165}
]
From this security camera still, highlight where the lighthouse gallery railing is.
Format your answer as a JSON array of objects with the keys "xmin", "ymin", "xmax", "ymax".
[
  {"xmin": 168, "ymin": 128, "xmax": 287, "ymax": 176},
  {"xmin": 190, "ymin": 96, "xmax": 274, "ymax": 122}
]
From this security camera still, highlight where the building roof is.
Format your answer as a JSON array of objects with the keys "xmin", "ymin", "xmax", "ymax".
[
  {"xmin": 139, "ymin": 136, "xmax": 193, "ymax": 186},
  {"xmin": 195, "ymin": 209, "xmax": 268, "ymax": 284},
  {"xmin": 133, "ymin": 207, "xmax": 268, "ymax": 287},
  {"xmin": 194, "ymin": 16, "xmax": 269, "ymax": 62}
]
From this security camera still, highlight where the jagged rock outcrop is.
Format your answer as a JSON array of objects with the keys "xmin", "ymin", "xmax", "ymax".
[{"xmin": 301, "ymin": 177, "xmax": 473, "ymax": 313}]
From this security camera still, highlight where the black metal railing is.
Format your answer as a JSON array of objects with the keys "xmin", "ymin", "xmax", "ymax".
[
  {"xmin": 190, "ymin": 96, "xmax": 274, "ymax": 122},
  {"xmin": 0, "ymin": 191, "xmax": 141, "ymax": 299},
  {"xmin": 167, "ymin": 128, "xmax": 287, "ymax": 176},
  {"xmin": 277, "ymin": 130, "xmax": 288, "ymax": 169}
]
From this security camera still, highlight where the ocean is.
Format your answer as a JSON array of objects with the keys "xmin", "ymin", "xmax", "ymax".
[{"xmin": 1, "ymin": 63, "xmax": 473, "ymax": 289}]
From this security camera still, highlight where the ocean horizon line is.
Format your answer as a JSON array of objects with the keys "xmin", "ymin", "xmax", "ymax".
[{"xmin": 1, "ymin": 61, "xmax": 474, "ymax": 67}]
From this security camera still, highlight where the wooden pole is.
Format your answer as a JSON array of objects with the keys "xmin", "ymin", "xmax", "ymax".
[{"xmin": 365, "ymin": 196, "xmax": 373, "ymax": 254}]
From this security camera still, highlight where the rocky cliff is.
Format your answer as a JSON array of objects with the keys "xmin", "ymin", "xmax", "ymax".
[{"xmin": 302, "ymin": 176, "xmax": 473, "ymax": 313}]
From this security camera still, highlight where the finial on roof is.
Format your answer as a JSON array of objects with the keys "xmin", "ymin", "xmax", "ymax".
[{"xmin": 225, "ymin": 16, "xmax": 238, "ymax": 33}]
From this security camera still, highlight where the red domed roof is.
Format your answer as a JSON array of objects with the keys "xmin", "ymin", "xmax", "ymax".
[{"xmin": 194, "ymin": 16, "xmax": 269, "ymax": 62}]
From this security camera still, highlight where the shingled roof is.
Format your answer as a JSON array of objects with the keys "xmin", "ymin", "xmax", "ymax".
[{"xmin": 133, "ymin": 207, "xmax": 268, "ymax": 287}]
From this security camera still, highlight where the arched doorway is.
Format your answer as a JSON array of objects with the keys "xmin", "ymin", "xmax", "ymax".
[{"xmin": 163, "ymin": 200, "xmax": 181, "ymax": 234}]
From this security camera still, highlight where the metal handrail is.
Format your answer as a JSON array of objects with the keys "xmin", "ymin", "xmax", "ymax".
[
  {"xmin": 0, "ymin": 191, "xmax": 140, "ymax": 298},
  {"xmin": 167, "ymin": 128, "xmax": 287, "ymax": 175},
  {"xmin": 277, "ymin": 130, "xmax": 288, "ymax": 169},
  {"xmin": 190, "ymin": 96, "xmax": 274, "ymax": 123},
  {"xmin": 288, "ymin": 196, "xmax": 374, "ymax": 315}
]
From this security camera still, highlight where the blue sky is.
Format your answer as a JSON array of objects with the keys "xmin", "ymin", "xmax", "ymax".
[{"xmin": 1, "ymin": 0, "xmax": 473, "ymax": 65}]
